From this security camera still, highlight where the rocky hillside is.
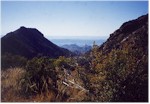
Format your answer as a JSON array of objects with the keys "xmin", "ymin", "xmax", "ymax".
[
  {"xmin": 1, "ymin": 26, "xmax": 74, "ymax": 59},
  {"xmin": 88, "ymin": 14, "xmax": 148, "ymax": 102},
  {"xmin": 99, "ymin": 14, "xmax": 148, "ymax": 55}
]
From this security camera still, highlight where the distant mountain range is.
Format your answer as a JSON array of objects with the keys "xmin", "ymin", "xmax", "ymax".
[
  {"xmin": 62, "ymin": 44, "xmax": 92, "ymax": 54},
  {"xmin": 1, "ymin": 26, "xmax": 74, "ymax": 59},
  {"xmin": 50, "ymin": 39, "xmax": 105, "ymax": 46}
]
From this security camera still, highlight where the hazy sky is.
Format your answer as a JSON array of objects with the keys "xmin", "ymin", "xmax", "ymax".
[{"xmin": 1, "ymin": 1, "xmax": 148, "ymax": 39}]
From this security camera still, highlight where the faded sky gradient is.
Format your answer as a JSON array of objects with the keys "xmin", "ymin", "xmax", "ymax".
[{"xmin": 1, "ymin": 1, "xmax": 148, "ymax": 39}]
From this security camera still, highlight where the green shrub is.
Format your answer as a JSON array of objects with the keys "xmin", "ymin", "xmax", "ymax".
[
  {"xmin": 86, "ymin": 47, "xmax": 148, "ymax": 102},
  {"xmin": 20, "ymin": 57, "xmax": 57, "ymax": 96},
  {"xmin": 1, "ymin": 53, "xmax": 27, "ymax": 70}
]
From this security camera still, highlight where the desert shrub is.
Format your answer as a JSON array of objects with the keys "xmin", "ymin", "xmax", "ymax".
[
  {"xmin": 82, "ymin": 46, "xmax": 114, "ymax": 101},
  {"xmin": 1, "ymin": 53, "xmax": 27, "ymax": 70},
  {"xmin": 110, "ymin": 49, "xmax": 148, "ymax": 102},
  {"xmin": 104, "ymin": 49, "xmax": 148, "ymax": 102},
  {"xmin": 20, "ymin": 57, "xmax": 58, "ymax": 97},
  {"xmin": 53, "ymin": 56, "xmax": 69, "ymax": 67},
  {"xmin": 85, "ymin": 46, "xmax": 148, "ymax": 102},
  {"xmin": 53, "ymin": 56, "xmax": 75, "ymax": 71}
]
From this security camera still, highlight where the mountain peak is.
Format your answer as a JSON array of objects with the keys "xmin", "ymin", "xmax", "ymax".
[
  {"xmin": 2, "ymin": 27, "xmax": 74, "ymax": 58},
  {"xmin": 12, "ymin": 26, "xmax": 44, "ymax": 37},
  {"xmin": 20, "ymin": 26, "xmax": 26, "ymax": 29}
]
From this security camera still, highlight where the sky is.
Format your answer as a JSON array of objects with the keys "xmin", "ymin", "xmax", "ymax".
[{"xmin": 1, "ymin": 1, "xmax": 148, "ymax": 39}]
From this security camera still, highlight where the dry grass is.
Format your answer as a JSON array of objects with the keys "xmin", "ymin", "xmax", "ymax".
[
  {"xmin": 1, "ymin": 68, "xmax": 26, "ymax": 102},
  {"xmin": 26, "ymin": 91, "xmax": 55, "ymax": 102},
  {"xmin": 66, "ymin": 88, "xmax": 88, "ymax": 102},
  {"xmin": 1, "ymin": 67, "xmax": 88, "ymax": 102},
  {"xmin": 1, "ymin": 68, "xmax": 25, "ymax": 88},
  {"xmin": 1, "ymin": 68, "xmax": 56, "ymax": 102}
]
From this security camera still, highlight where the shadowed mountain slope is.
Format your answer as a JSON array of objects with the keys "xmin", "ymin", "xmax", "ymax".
[
  {"xmin": 99, "ymin": 14, "xmax": 148, "ymax": 55},
  {"xmin": 1, "ymin": 26, "xmax": 74, "ymax": 59}
]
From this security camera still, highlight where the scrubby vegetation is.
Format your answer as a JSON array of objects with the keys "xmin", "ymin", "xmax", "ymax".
[
  {"xmin": 85, "ymin": 46, "xmax": 148, "ymax": 102},
  {"xmin": 1, "ymin": 56, "xmax": 88, "ymax": 102},
  {"xmin": 1, "ymin": 53, "xmax": 27, "ymax": 70},
  {"xmin": 20, "ymin": 57, "xmax": 57, "ymax": 96},
  {"xmin": 1, "ymin": 44, "xmax": 148, "ymax": 102}
]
